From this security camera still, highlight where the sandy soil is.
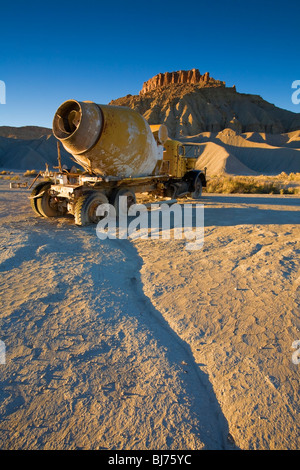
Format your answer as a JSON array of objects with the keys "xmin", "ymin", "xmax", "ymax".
[{"xmin": 0, "ymin": 179, "xmax": 299, "ymax": 450}]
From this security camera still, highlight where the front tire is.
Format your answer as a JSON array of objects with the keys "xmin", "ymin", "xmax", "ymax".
[{"xmin": 191, "ymin": 175, "xmax": 202, "ymax": 199}]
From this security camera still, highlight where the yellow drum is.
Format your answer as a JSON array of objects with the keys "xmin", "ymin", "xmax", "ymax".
[{"xmin": 53, "ymin": 100, "xmax": 159, "ymax": 178}]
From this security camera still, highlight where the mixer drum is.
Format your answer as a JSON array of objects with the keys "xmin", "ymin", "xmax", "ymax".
[{"xmin": 52, "ymin": 99, "xmax": 159, "ymax": 178}]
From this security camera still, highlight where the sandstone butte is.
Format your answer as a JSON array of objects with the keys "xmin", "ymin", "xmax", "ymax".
[
  {"xmin": 110, "ymin": 69, "xmax": 300, "ymax": 137},
  {"xmin": 139, "ymin": 68, "xmax": 227, "ymax": 94}
]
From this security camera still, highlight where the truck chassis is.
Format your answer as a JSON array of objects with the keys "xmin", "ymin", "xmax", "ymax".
[{"xmin": 29, "ymin": 167, "xmax": 206, "ymax": 226}]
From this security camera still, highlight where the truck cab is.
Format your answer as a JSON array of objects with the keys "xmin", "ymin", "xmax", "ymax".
[{"xmin": 162, "ymin": 139, "xmax": 197, "ymax": 178}]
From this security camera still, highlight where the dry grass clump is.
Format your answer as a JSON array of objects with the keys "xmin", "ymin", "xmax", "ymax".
[
  {"xmin": 23, "ymin": 169, "xmax": 38, "ymax": 177},
  {"xmin": 0, "ymin": 170, "xmax": 16, "ymax": 180},
  {"xmin": 205, "ymin": 174, "xmax": 300, "ymax": 194},
  {"xmin": 8, "ymin": 175, "xmax": 19, "ymax": 181},
  {"xmin": 1, "ymin": 175, "xmax": 20, "ymax": 181},
  {"xmin": 0, "ymin": 169, "xmax": 39, "ymax": 180},
  {"xmin": 275, "ymin": 172, "xmax": 300, "ymax": 181}
]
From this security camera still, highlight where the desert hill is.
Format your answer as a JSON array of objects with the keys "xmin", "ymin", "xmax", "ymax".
[
  {"xmin": 182, "ymin": 129, "xmax": 300, "ymax": 176},
  {"xmin": 0, "ymin": 133, "xmax": 75, "ymax": 171},
  {"xmin": 110, "ymin": 69, "xmax": 300, "ymax": 175},
  {"xmin": 0, "ymin": 69, "xmax": 300, "ymax": 175},
  {"xmin": 0, "ymin": 125, "xmax": 52, "ymax": 140},
  {"xmin": 110, "ymin": 69, "xmax": 300, "ymax": 138},
  {"xmin": 0, "ymin": 125, "xmax": 77, "ymax": 171}
]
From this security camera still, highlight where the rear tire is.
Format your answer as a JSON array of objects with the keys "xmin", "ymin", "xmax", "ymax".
[
  {"xmin": 74, "ymin": 192, "xmax": 109, "ymax": 226},
  {"xmin": 110, "ymin": 188, "xmax": 136, "ymax": 216},
  {"xmin": 35, "ymin": 182, "xmax": 62, "ymax": 217},
  {"xmin": 30, "ymin": 182, "xmax": 58, "ymax": 217},
  {"xmin": 30, "ymin": 182, "xmax": 48, "ymax": 216}
]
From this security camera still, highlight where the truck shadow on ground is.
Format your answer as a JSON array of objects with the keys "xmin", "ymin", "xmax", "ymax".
[
  {"xmin": 0, "ymin": 212, "xmax": 239, "ymax": 449},
  {"xmin": 165, "ymin": 194, "xmax": 300, "ymax": 228},
  {"xmin": 201, "ymin": 194, "xmax": 300, "ymax": 227},
  {"xmin": 102, "ymin": 236, "xmax": 239, "ymax": 450},
  {"xmin": 126, "ymin": 195, "xmax": 299, "ymax": 237},
  {"xmin": 202, "ymin": 195, "xmax": 300, "ymax": 206}
]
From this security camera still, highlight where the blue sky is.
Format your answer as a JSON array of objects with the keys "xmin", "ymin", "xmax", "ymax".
[{"xmin": 0, "ymin": 0, "xmax": 299, "ymax": 128}]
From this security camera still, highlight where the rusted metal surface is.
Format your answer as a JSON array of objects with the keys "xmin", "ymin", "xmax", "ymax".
[
  {"xmin": 56, "ymin": 141, "xmax": 62, "ymax": 172},
  {"xmin": 28, "ymin": 171, "xmax": 42, "ymax": 189},
  {"xmin": 53, "ymin": 100, "xmax": 160, "ymax": 178},
  {"xmin": 24, "ymin": 100, "xmax": 207, "ymax": 224}
]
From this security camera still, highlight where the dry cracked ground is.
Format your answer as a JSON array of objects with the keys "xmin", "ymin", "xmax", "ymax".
[{"xmin": 0, "ymin": 178, "xmax": 299, "ymax": 450}]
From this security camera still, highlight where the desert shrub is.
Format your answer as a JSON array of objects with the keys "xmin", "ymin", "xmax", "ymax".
[
  {"xmin": 4, "ymin": 175, "xmax": 20, "ymax": 180},
  {"xmin": 205, "ymin": 175, "xmax": 299, "ymax": 194},
  {"xmin": 288, "ymin": 172, "xmax": 300, "ymax": 181},
  {"xmin": 23, "ymin": 169, "xmax": 38, "ymax": 177}
]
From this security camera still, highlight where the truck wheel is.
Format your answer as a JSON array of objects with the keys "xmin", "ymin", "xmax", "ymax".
[
  {"xmin": 30, "ymin": 181, "xmax": 51, "ymax": 216},
  {"xmin": 110, "ymin": 188, "xmax": 136, "ymax": 216},
  {"xmin": 35, "ymin": 183, "xmax": 62, "ymax": 217},
  {"xmin": 165, "ymin": 183, "xmax": 178, "ymax": 199},
  {"xmin": 191, "ymin": 175, "xmax": 202, "ymax": 199},
  {"xmin": 74, "ymin": 192, "xmax": 109, "ymax": 226}
]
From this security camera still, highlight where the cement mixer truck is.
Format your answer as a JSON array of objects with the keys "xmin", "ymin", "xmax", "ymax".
[{"xmin": 29, "ymin": 100, "xmax": 206, "ymax": 225}]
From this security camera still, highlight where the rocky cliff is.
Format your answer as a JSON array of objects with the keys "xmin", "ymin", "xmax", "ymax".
[
  {"xmin": 110, "ymin": 70, "xmax": 300, "ymax": 138},
  {"xmin": 140, "ymin": 68, "xmax": 225, "ymax": 95}
]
